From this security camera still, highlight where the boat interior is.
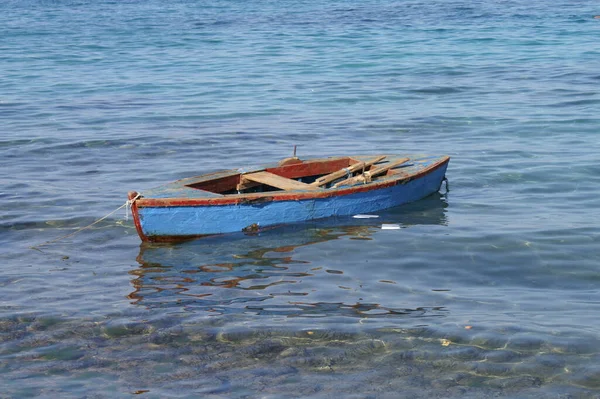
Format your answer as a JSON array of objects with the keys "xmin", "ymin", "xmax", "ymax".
[{"xmin": 186, "ymin": 155, "xmax": 409, "ymax": 195}]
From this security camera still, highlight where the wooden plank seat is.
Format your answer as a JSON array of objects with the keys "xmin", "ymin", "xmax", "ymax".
[
  {"xmin": 238, "ymin": 171, "xmax": 320, "ymax": 192},
  {"xmin": 332, "ymin": 158, "xmax": 410, "ymax": 188},
  {"xmin": 309, "ymin": 155, "xmax": 386, "ymax": 187}
]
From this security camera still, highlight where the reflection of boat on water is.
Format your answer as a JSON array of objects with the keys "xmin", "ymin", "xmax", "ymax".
[{"xmin": 129, "ymin": 194, "xmax": 449, "ymax": 320}]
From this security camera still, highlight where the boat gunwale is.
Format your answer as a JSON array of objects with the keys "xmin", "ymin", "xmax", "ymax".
[{"xmin": 135, "ymin": 156, "xmax": 450, "ymax": 208}]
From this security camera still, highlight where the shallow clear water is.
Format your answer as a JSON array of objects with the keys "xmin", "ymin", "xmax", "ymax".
[{"xmin": 2, "ymin": 0, "xmax": 600, "ymax": 397}]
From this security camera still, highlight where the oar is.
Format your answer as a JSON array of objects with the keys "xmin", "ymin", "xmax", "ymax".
[
  {"xmin": 310, "ymin": 155, "xmax": 386, "ymax": 187},
  {"xmin": 332, "ymin": 157, "xmax": 410, "ymax": 188}
]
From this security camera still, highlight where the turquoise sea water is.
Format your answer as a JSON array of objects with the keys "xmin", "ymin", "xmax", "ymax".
[{"xmin": 2, "ymin": 0, "xmax": 600, "ymax": 397}]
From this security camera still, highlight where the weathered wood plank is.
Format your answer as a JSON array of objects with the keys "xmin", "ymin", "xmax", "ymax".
[
  {"xmin": 333, "ymin": 158, "xmax": 410, "ymax": 188},
  {"xmin": 367, "ymin": 158, "xmax": 410, "ymax": 178},
  {"xmin": 239, "ymin": 171, "xmax": 320, "ymax": 191},
  {"xmin": 309, "ymin": 155, "xmax": 387, "ymax": 187}
]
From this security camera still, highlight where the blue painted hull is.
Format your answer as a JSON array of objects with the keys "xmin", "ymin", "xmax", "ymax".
[{"xmin": 135, "ymin": 159, "xmax": 448, "ymax": 240}]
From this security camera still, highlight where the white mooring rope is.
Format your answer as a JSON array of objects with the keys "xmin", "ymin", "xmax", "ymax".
[{"xmin": 30, "ymin": 194, "xmax": 140, "ymax": 250}]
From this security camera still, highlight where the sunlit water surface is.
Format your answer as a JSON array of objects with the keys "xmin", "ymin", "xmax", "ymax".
[{"xmin": 2, "ymin": 0, "xmax": 600, "ymax": 397}]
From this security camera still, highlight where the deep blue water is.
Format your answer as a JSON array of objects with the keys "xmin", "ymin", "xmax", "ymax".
[{"xmin": 2, "ymin": 0, "xmax": 600, "ymax": 397}]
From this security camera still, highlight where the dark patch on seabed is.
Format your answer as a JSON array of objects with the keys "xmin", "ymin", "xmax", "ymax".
[{"xmin": 2, "ymin": 314, "xmax": 600, "ymax": 398}]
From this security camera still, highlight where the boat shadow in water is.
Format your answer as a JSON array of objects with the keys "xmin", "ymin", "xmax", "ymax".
[{"xmin": 130, "ymin": 193, "xmax": 449, "ymax": 321}]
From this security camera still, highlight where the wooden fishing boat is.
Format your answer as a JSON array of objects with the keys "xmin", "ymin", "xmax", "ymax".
[{"xmin": 128, "ymin": 153, "xmax": 450, "ymax": 242}]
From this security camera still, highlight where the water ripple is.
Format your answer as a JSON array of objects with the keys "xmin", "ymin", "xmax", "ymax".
[{"xmin": 2, "ymin": 0, "xmax": 600, "ymax": 396}]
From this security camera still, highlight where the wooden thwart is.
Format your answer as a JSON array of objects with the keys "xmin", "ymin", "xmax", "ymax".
[
  {"xmin": 237, "ymin": 156, "xmax": 407, "ymax": 192},
  {"xmin": 310, "ymin": 155, "xmax": 387, "ymax": 187},
  {"xmin": 238, "ymin": 171, "xmax": 320, "ymax": 192},
  {"xmin": 333, "ymin": 158, "xmax": 410, "ymax": 188}
]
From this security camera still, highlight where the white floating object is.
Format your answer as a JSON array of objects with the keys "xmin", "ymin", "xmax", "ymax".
[
  {"xmin": 353, "ymin": 214, "xmax": 379, "ymax": 219},
  {"xmin": 381, "ymin": 224, "xmax": 401, "ymax": 230}
]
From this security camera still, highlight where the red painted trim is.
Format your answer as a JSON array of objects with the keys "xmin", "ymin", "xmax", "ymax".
[
  {"xmin": 136, "ymin": 156, "xmax": 449, "ymax": 209},
  {"xmin": 187, "ymin": 173, "xmax": 240, "ymax": 193},
  {"xmin": 130, "ymin": 198, "xmax": 150, "ymax": 242},
  {"xmin": 142, "ymin": 233, "xmax": 214, "ymax": 243},
  {"xmin": 265, "ymin": 158, "xmax": 355, "ymax": 179}
]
